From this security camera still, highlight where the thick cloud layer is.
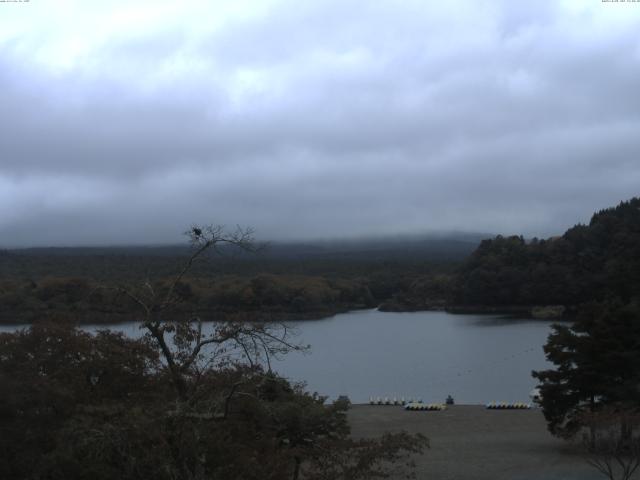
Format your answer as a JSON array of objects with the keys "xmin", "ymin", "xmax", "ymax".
[{"xmin": 1, "ymin": 0, "xmax": 639, "ymax": 246}]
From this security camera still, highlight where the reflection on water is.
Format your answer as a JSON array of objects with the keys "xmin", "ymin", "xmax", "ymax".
[
  {"xmin": 0, "ymin": 309, "xmax": 554, "ymax": 404},
  {"xmin": 465, "ymin": 315, "xmax": 559, "ymax": 327}
]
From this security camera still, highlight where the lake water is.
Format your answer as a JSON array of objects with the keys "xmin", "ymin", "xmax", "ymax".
[{"xmin": 0, "ymin": 309, "xmax": 555, "ymax": 404}]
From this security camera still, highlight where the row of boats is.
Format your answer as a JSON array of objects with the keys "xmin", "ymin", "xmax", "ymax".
[
  {"xmin": 405, "ymin": 402, "xmax": 447, "ymax": 411},
  {"xmin": 369, "ymin": 397, "xmax": 416, "ymax": 405},
  {"xmin": 368, "ymin": 397, "xmax": 533, "ymax": 410},
  {"xmin": 485, "ymin": 402, "xmax": 531, "ymax": 409}
]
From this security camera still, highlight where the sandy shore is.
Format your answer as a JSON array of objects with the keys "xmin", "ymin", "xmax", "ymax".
[{"xmin": 348, "ymin": 404, "xmax": 631, "ymax": 480}]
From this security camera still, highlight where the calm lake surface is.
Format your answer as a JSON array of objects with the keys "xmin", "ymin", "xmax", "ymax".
[{"xmin": 1, "ymin": 309, "xmax": 555, "ymax": 404}]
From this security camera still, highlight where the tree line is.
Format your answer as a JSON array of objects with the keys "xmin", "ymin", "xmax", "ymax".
[
  {"xmin": 0, "ymin": 274, "xmax": 377, "ymax": 324},
  {"xmin": 0, "ymin": 226, "xmax": 428, "ymax": 479},
  {"xmin": 453, "ymin": 198, "xmax": 640, "ymax": 309}
]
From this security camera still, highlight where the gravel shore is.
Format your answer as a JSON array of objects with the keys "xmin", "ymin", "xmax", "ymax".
[{"xmin": 348, "ymin": 404, "xmax": 630, "ymax": 480}]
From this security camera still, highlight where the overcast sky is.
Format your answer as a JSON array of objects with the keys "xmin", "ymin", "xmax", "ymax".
[{"xmin": 1, "ymin": 0, "xmax": 639, "ymax": 246}]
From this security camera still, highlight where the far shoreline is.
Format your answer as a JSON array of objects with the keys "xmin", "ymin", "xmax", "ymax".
[
  {"xmin": 0, "ymin": 304, "xmax": 569, "ymax": 327},
  {"xmin": 0, "ymin": 303, "xmax": 572, "ymax": 327}
]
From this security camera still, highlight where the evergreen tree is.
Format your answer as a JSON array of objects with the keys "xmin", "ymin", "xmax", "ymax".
[
  {"xmin": 532, "ymin": 301, "xmax": 640, "ymax": 438},
  {"xmin": 455, "ymin": 197, "xmax": 640, "ymax": 308}
]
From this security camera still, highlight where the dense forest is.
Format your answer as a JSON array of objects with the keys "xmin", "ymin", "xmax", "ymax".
[
  {"xmin": 526, "ymin": 202, "xmax": 640, "ymax": 455},
  {"xmin": 452, "ymin": 197, "xmax": 640, "ymax": 312},
  {"xmin": 354, "ymin": 197, "xmax": 640, "ymax": 317},
  {"xmin": 2, "ymin": 199, "xmax": 640, "ymax": 323},
  {"xmin": 0, "ymin": 235, "xmax": 479, "ymax": 324}
]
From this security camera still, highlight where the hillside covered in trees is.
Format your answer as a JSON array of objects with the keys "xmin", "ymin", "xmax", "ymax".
[
  {"xmin": 451, "ymin": 197, "xmax": 640, "ymax": 312},
  {"xmin": 2, "ymin": 198, "xmax": 639, "ymax": 322},
  {"xmin": 0, "ymin": 235, "xmax": 478, "ymax": 324},
  {"xmin": 379, "ymin": 198, "xmax": 640, "ymax": 316}
]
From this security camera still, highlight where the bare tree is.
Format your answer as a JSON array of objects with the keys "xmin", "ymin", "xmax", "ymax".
[
  {"xmin": 582, "ymin": 407, "xmax": 640, "ymax": 480},
  {"xmin": 4, "ymin": 225, "xmax": 429, "ymax": 480},
  {"xmin": 110, "ymin": 224, "xmax": 304, "ymax": 401}
]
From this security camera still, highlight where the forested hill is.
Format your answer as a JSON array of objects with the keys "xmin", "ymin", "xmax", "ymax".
[
  {"xmin": 0, "ymin": 233, "xmax": 483, "ymax": 324},
  {"xmin": 453, "ymin": 197, "xmax": 640, "ymax": 308}
]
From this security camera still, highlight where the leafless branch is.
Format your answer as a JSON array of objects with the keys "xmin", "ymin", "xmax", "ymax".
[
  {"xmin": 582, "ymin": 408, "xmax": 640, "ymax": 480},
  {"xmin": 106, "ymin": 224, "xmax": 303, "ymax": 403}
]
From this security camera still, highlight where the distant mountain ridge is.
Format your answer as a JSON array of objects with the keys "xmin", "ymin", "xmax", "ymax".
[
  {"xmin": 1, "ymin": 232, "xmax": 487, "ymax": 280},
  {"xmin": 5, "ymin": 232, "xmax": 487, "ymax": 261}
]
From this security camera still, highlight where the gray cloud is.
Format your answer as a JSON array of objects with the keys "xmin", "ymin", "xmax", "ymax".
[{"xmin": 1, "ymin": 0, "xmax": 639, "ymax": 246}]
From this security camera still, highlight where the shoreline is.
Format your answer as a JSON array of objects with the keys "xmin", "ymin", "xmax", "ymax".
[
  {"xmin": 380, "ymin": 303, "xmax": 570, "ymax": 320},
  {"xmin": 0, "ymin": 304, "xmax": 371, "ymax": 326},
  {"xmin": 0, "ymin": 303, "xmax": 568, "ymax": 327}
]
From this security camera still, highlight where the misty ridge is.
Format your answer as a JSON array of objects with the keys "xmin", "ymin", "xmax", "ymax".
[
  {"xmin": 3, "ymin": 196, "xmax": 640, "ymax": 325},
  {"xmin": 3, "ymin": 231, "xmax": 486, "ymax": 259}
]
